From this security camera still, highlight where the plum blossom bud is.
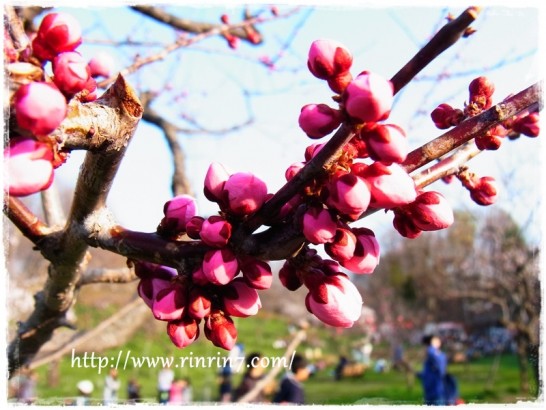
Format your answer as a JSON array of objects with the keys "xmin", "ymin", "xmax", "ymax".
[
  {"xmin": 470, "ymin": 176, "xmax": 498, "ymax": 206},
  {"xmin": 192, "ymin": 267, "xmax": 210, "ymax": 286},
  {"xmin": 159, "ymin": 195, "xmax": 197, "ymax": 235},
  {"xmin": 152, "ymin": 284, "xmax": 187, "ymax": 321},
  {"xmin": 408, "ymin": 191, "xmax": 454, "ymax": 231},
  {"xmin": 344, "ymin": 71, "xmax": 394, "ymax": 123},
  {"xmin": 138, "ymin": 278, "xmax": 173, "ymax": 309},
  {"xmin": 298, "ymin": 104, "xmax": 342, "ymax": 139},
  {"xmin": 325, "ymin": 228, "xmax": 357, "ymax": 262},
  {"xmin": 340, "ymin": 228, "xmax": 380, "ymax": 274},
  {"xmin": 187, "ymin": 288, "xmax": 211, "ymax": 319},
  {"xmin": 360, "ymin": 162, "xmax": 417, "ymax": 209},
  {"xmin": 512, "ymin": 112, "xmax": 540, "ymax": 137},
  {"xmin": 325, "ymin": 171, "xmax": 371, "ymax": 220},
  {"xmin": 475, "ymin": 133, "xmax": 503, "ymax": 150},
  {"xmin": 223, "ymin": 278, "xmax": 262, "ymax": 317},
  {"xmin": 307, "ymin": 39, "xmax": 353, "ymax": 81},
  {"xmin": 304, "ymin": 143, "xmax": 325, "ymax": 161},
  {"xmin": 430, "ymin": 103, "xmax": 464, "ymax": 129},
  {"xmin": 305, "ymin": 274, "xmax": 362, "ymax": 327},
  {"xmin": 4, "ymin": 137, "xmax": 54, "ymax": 197},
  {"xmin": 239, "ymin": 257, "xmax": 273, "ymax": 290},
  {"xmin": 202, "ymin": 249, "xmax": 239, "ymax": 285},
  {"xmin": 205, "ymin": 311, "xmax": 237, "ymax": 350},
  {"xmin": 392, "ymin": 211, "xmax": 422, "ymax": 239},
  {"xmin": 285, "ymin": 162, "xmax": 305, "ymax": 181},
  {"xmin": 469, "ymin": 76, "xmax": 495, "ymax": 101},
  {"xmin": 204, "ymin": 162, "xmax": 230, "ymax": 203},
  {"xmin": 200, "ymin": 216, "xmax": 232, "ymax": 247},
  {"xmin": 14, "ymin": 82, "xmax": 67, "ymax": 136},
  {"xmin": 167, "ymin": 317, "xmax": 200, "ymax": 348},
  {"xmin": 32, "ymin": 13, "xmax": 82, "ymax": 61},
  {"xmin": 279, "ymin": 262, "xmax": 303, "ymax": 291},
  {"xmin": 53, "ymin": 52, "xmax": 91, "ymax": 95},
  {"xmin": 224, "ymin": 172, "xmax": 268, "ymax": 215},
  {"xmin": 88, "ymin": 51, "xmax": 115, "ymax": 78},
  {"xmin": 361, "ymin": 123, "xmax": 408, "ymax": 164},
  {"xmin": 302, "ymin": 207, "xmax": 337, "ymax": 244},
  {"xmin": 186, "ymin": 216, "xmax": 204, "ymax": 239}
]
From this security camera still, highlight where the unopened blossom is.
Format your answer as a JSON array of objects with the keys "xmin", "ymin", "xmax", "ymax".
[
  {"xmin": 138, "ymin": 277, "xmax": 174, "ymax": 309},
  {"xmin": 279, "ymin": 262, "xmax": 303, "ymax": 291},
  {"xmin": 325, "ymin": 171, "xmax": 371, "ymax": 220},
  {"xmin": 469, "ymin": 76, "xmax": 495, "ymax": 110},
  {"xmin": 470, "ymin": 176, "xmax": 498, "ymax": 206},
  {"xmin": 298, "ymin": 104, "xmax": 342, "ymax": 139},
  {"xmin": 343, "ymin": 71, "xmax": 394, "ymax": 123},
  {"xmin": 340, "ymin": 228, "xmax": 380, "ymax": 274},
  {"xmin": 325, "ymin": 228, "xmax": 357, "ymax": 262},
  {"xmin": 191, "ymin": 267, "xmax": 210, "ymax": 286},
  {"xmin": 304, "ymin": 143, "xmax": 325, "ymax": 161},
  {"xmin": 205, "ymin": 311, "xmax": 237, "ymax": 350},
  {"xmin": 53, "ymin": 52, "xmax": 91, "ymax": 95},
  {"xmin": 306, "ymin": 274, "xmax": 362, "ymax": 328},
  {"xmin": 200, "ymin": 216, "xmax": 232, "ymax": 247},
  {"xmin": 512, "ymin": 112, "xmax": 540, "ymax": 137},
  {"xmin": 361, "ymin": 123, "xmax": 408, "ymax": 164},
  {"xmin": 159, "ymin": 194, "xmax": 197, "ymax": 235},
  {"xmin": 430, "ymin": 103, "xmax": 464, "ymax": 129},
  {"xmin": 14, "ymin": 82, "xmax": 67, "ymax": 136},
  {"xmin": 359, "ymin": 162, "xmax": 417, "ymax": 209},
  {"xmin": 285, "ymin": 162, "xmax": 305, "ymax": 181},
  {"xmin": 185, "ymin": 216, "xmax": 204, "ymax": 239},
  {"xmin": 204, "ymin": 162, "xmax": 230, "ymax": 203},
  {"xmin": 202, "ymin": 249, "xmax": 239, "ymax": 285},
  {"xmin": 302, "ymin": 207, "xmax": 338, "ymax": 244},
  {"xmin": 239, "ymin": 257, "xmax": 273, "ymax": 290},
  {"xmin": 224, "ymin": 172, "xmax": 268, "ymax": 215},
  {"xmin": 187, "ymin": 288, "xmax": 211, "ymax": 319},
  {"xmin": 223, "ymin": 278, "xmax": 262, "ymax": 317},
  {"xmin": 88, "ymin": 51, "xmax": 115, "ymax": 78},
  {"xmin": 307, "ymin": 39, "xmax": 353, "ymax": 90},
  {"xmin": 408, "ymin": 191, "xmax": 454, "ymax": 231},
  {"xmin": 167, "ymin": 317, "xmax": 200, "ymax": 348},
  {"xmin": 32, "ymin": 13, "xmax": 82, "ymax": 61},
  {"xmin": 4, "ymin": 137, "xmax": 55, "ymax": 197},
  {"xmin": 392, "ymin": 211, "xmax": 422, "ymax": 239},
  {"xmin": 152, "ymin": 284, "xmax": 187, "ymax": 321}
]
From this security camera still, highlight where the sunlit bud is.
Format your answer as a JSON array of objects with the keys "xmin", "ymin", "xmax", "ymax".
[
  {"xmin": 325, "ymin": 228, "xmax": 357, "ymax": 262},
  {"xmin": 223, "ymin": 278, "xmax": 262, "ymax": 318},
  {"xmin": 408, "ymin": 191, "xmax": 454, "ymax": 231},
  {"xmin": 299, "ymin": 104, "xmax": 342, "ymax": 139},
  {"xmin": 14, "ymin": 82, "xmax": 67, "ymax": 136},
  {"xmin": 360, "ymin": 162, "xmax": 417, "ymax": 209},
  {"xmin": 470, "ymin": 176, "xmax": 498, "ymax": 206},
  {"xmin": 304, "ymin": 143, "xmax": 325, "ymax": 161},
  {"xmin": 4, "ymin": 137, "xmax": 54, "ymax": 197},
  {"xmin": 361, "ymin": 123, "xmax": 408, "ymax": 164},
  {"xmin": 306, "ymin": 274, "xmax": 362, "ymax": 328},
  {"xmin": 88, "ymin": 51, "xmax": 115, "ymax": 78},
  {"xmin": 279, "ymin": 262, "xmax": 303, "ymax": 291},
  {"xmin": 204, "ymin": 162, "xmax": 230, "ymax": 203},
  {"xmin": 191, "ymin": 266, "xmax": 210, "ymax": 286},
  {"xmin": 392, "ymin": 211, "xmax": 422, "ymax": 239},
  {"xmin": 302, "ymin": 207, "xmax": 337, "ymax": 244},
  {"xmin": 167, "ymin": 317, "xmax": 200, "ymax": 348},
  {"xmin": 325, "ymin": 171, "xmax": 371, "ymax": 220},
  {"xmin": 152, "ymin": 283, "xmax": 187, "ymax": 321},
  {"xmin": 469, "ymin": 76, "xmax": 495, "ymax": 100},
  {"xmin": 159, "ymin": 195, "xmax": 197, "ymax": 234},
  {"xmin": 224, "ymin": 172, "xmax": 268, "ymax": 215},
  {"xmin": 475, "ymin": 133, "xmax": 503, "ymax": 151},
  {"xmin": 430, "ymin": 103, "xmax": 464, "ymax": 129},
  {"xmin": 52, "ymin": 52, "xmax": 91, "ymax": 95},
  {"xmin": 340, "ymin": 228, "xmax": 380, "ymax": 274},
  {"xmin": 348, "ymin": 134, "xmax": 369, "ymax": 158},
  {"xmin": 344, "ymin": 71, "xmax": 394, "ymax": 123},
  {"xmin": 32, "ymin": 13, "xmax": 82, "ymax": 61},
  {"xmin": 187, "ymin": 288, "xmax": 211, "ymax": 319},
  {"xmin": 205, "ymin": 311, "xmax": 237, "ymax": 350},
  {"xmin": 239, "ymin": 256, "xmax": 273, "ymax": 290},
  {"xmin": 327, "ymin": 71, "xmax": 353, "ymax": 94},
  {"xmin": 285, "ymin": 162, "xmax": 305, "ymax": 181},
  {"xmin": 200, "ymin": 216, "xmax": 232, "ymax": 247},
  {"xmin": 186, "ymin": 216, "xmax": 205, "ymax": 240},
  {"xmin": 512, "ymin": 112, "xmax": 540, "ymax": 137},
  {"xmin": 307, "ymin": 39, "xmax": 353, "ymax": 81},
  {"xmin": 202, "ymin": 249, "xmax": 239, "ymax": 285}
]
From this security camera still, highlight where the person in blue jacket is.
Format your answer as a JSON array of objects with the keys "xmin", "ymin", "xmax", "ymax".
[{"xmin": 418, "ymin": 335, "xmax": 448, "ymax": 405}]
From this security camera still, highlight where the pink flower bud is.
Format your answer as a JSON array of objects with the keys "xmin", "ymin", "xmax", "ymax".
[
  {"xmin": 392, "ymin": 211, "xmax": 422, "ymax": 239},
  {"xmin": 152, "ymin": 284, "xmax": 187, "ymax": 321},
  {"xmin": 32, "ymin": 13, "xmax": 82, "ymax": 61},
  {"xmin": 298, "ymin": 104, "xmax": 342, "ymax": 139},
  {"xmin": 159, "ymin": 195, "xmax": 197, "ymax": 235},
  {"xmin": 205, "ymin": 311, "xmax": 237, "ymax": 350},
  {"xmin": 88, "ymin": 51, "xmax": 115, "ymax": 78},
  {"xmin": 192, "ymin": 266, "xmax": 210, "ymax": 286},
  {"xmin": 167, "ymin": 317, "xmax": 200, "ymax": 348},
  {"xmin": 469, "ymin": 76, "xmax": 495, "ymax": 100},
  {"xmin": 343, "ymin": 71, "xmax": 394, "ymax": 123},
  {"xmin": 223, "ymin": 278, "xmax": 262, "ymax": 317},
  {"xmin": 512, "ymin": 112, "xmax": 539, "ymax": 137},
  {"xmin": 325, "ymin": 228, "xmax": 357, "ymax": 262},
  {"xmin": 327, "ymin": 71, "xmax": 353, "ymax": 95},
  {"xmin": 475, "ymin": 133, "xmax": 503, "ymax": 150},
  {"xmin": 52, "ymin": 52, "xmax": 91, "ymax": 95},
  {"xmin": 304, "ymin": 143, "xmax": 325, "ymax": 161},
  {"xmin": 305, "ymin": 274, "xmax": 362, "ymax": 328},
  {"xmin": 138, "ymin": 277, "xmax": 173, "ymax": 309},
  {"xmin": 285, "ymin": 162, "xmax": 305, "ymax": 181},
  {"xmin": 325, "ymin": 171, "xmax": 371, "ymax": 220},
  {"xmin": 408, "ymin": 191, "xmax": 454, "ymax": 231},
  {"xmin": 302, "ymin": 207, "xmax": 337, "ymax": 244},
  {"xmin": 187, "ymin": 288, "xmax": 211, "ymax": 319},
  {"xmin": 307, "ymin": 39, "xmax": 353, "ymax": 81},
  {"xmin": 239, "ymin": 257, "xmax": 273, "ymax": 290},
  {"xmin": 279, "ymin": 262, "xmax": 303, "ymax": 291},
  {"xmin": 186, "ymin": 216, "xmax": 205, "ymax": 239},
  {"xmin": 200, "ymin": 216, "xmax": 232, "ymax": 247},
  {"xmin": 470, "ymin": 176, "xmax": 497, "ymax": 206},
  {"xmin": 224, "ymin": 172, "xmax": 268, "ymax": 215},
  {"xmin": 204, "ymin": 162, "xmax": 230, "ymax": 203},
  {"xmin": 202, "ymin": 249, "xmax": 239, "ymax": 285},
  {"xmin": 4, "ymin": 137, "xmax": 54, "ymax": 197},
  {"xmin": 430, "ymin": 103, "xmax": 464, "ymax": 129},
  {"xmin": 340, "ymin": 228, "xmax": 380, "ymax": 274},
  {"xmin": 361, "ymin": 123, "xmax": 408, "ymax": 164},
  {"xmin": 14, "ymin": 82, "xmax": 67, "ymax": 136},
  {"xmin": 360, "ymin": 162, "xmax": 417, "ymax": 209}
]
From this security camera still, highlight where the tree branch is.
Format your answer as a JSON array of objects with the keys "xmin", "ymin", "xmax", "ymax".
[
  {"xmin": 4, "ymin": 197, "xmax": 52, "ymax": 244},
  {"xmin": 77, "ymin": 267, "xmax": 137, "ymax": 286},
  {"xmin": 4, "ymin": 5, "xmax": 30, "ymax": 51}
]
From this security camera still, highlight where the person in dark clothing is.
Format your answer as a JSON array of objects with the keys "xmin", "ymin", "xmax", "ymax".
[
  {"xmin": 418, "ymin": 335, "xmax": 448, "ymax": 405},
  {"xmin": 273, "ymin": 354, "xmax": 310, "ymax": 405},
  {"xmin": 233, "ymin": 352, "xmax": 268, "ymax": 402},
  {"xmin": 218, "ymin": 365, "xmax": 233, "ymax": 402}
]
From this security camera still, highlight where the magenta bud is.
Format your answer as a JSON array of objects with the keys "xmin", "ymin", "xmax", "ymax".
[
  {"xmin": 512, "ymin": 112, "xmax": 540, "ymax": 137},
  {"xmin": 361, "ymin": 123, "xmax": 408, "ymax": 164},
  {"xmin": 223, "ymin": 278, "xmax": 262, "ymax": 317},
  {"xmin": 200, "ymin": 215, "xmax": 232, "ymax": 247},
  {"xmin": 239, "ymin": 256, "xmax": 273, "ymax": 290},
  {"xmin": 167, "ymin": 317, "xmax": 200, "ymax": 348},
  {"xmin": 187, "ymin": 288, "xmax": 211, "ymax": 319},
  {"xmin": 285, "ymin": 162, "xmax": 305, "ymax": 181},
  {"xmin": 360, "ymin": 162, "xmax": 417, "ymax": 209},
  {"xmin": 223, "ymin": 172, "xmax": 268, "ymax": 216},
  {"xmin": 325, "ymin": 171, "xmax": 371, "ymax": 220},
  {"xmin": 325, "ymin": 228, "xmax": 357, "ymax": 262},
  {"xmin": 138, "ymin": 277, "xmax": 172, "ymax": 309},
  {"xmin": 279, "ymin": 262, "xmax": 303, "ymax": 291},
  {"xmin": 307, "ymin": 39, "xmax": 353, "ymax": 81},
  {"xmin": 392, "ymin": 211, "xmax": 422, "ymax": 239},
  {"xmin": 186, "ymin": 216, "xmax": 205, "ymax": 239},
  {"xmin": 191, "ymin": 266, "xmax": 210, "ymax": 286},
  {"xmin": 204, "ymin": 162, "xmax": 230, "ymax": 203},
  {"xmin": 88, "ymin": 51, "xmax": 115, "ymax": 78},
  {"xmin": 205, "ymin": 311, "xmax": 237, "ymax": 350},
  {"xmin": 340, "ymin": 228, "xmax": 380, "ymax": 274},
  {"xmin": 32, "ymin": 13, "xmax": 82, "ymax": 61},
  {"xmin": 52, "ymin": 52, "xmax": 91, "ymax": 95},
  {"xmin": 470, "ymin": 176, "xmax": 498, "ymax": 206},
  {"xmin": 202, "ymin": 249, "xmax": 239, "ymax": 285},
  {"xmin": 407, "ymin": 191, "xmax": 454, "ymax": 231},
  {"xmin": 304, "ymin": 143, "xmax": 325, "ymax": 161},
  {"xmin": 343, "ymin": 71, "xmax": 394, "ymax": 123},
  {"xmin": 298, "ymin": 104, "xmax": 342, "ymax": 139},
  {"xmin": 159, "ymin": 194, "xmax": 197, "ymax": 235},
  {"xmin": 430, "ymin": 103, "xmax": 464, "ymax": 129},
  {"xmin": 302, "ymin": 207, "xmax": 338, "ymax": 244},
  {"xmin": 152, "ymin": 284, "xmax": 187, "ymax": 321}
]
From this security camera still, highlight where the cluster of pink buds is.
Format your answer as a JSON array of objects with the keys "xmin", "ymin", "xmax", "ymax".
[{"xmin": 6, "ymin": 12, "xmax": 115, "ymax": 198}]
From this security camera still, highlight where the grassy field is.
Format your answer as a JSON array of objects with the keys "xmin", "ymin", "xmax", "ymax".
[{"xmin": 13, "ymin": 310, "xmax": 541, "ymax": 405}]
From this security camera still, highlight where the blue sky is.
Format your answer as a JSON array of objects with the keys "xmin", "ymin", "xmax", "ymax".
[{"xmin": 47, "ymin": 3, "xmax": 542, "ymax": 243}]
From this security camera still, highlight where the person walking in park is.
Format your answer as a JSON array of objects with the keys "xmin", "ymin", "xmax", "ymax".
[
  {"xmin": 418, "ymin": 335, "xmax": 449, "ymax": 405},
  {"xmin": 273, "ymin": 354, "xmax": 310, "ymax": 405},
  {"xmin": 157, "ymin": 366, "xmax": 174, "ymax": 404},
  {"xmin": 233, "ymin": 352, "xmax": 271, "ymax": 402},
  {"xmin": 103, "ymin": 368, "xmax": 121, "ymax": 405}
]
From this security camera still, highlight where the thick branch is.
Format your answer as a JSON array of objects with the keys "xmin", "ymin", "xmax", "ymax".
[
  {"xmin": 77, "ymin": 267, "xmax": 137, "ymax": 286},
  {"xmin": 4, "ymin": 5, "xmax": 30, "ymax": 51}
]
